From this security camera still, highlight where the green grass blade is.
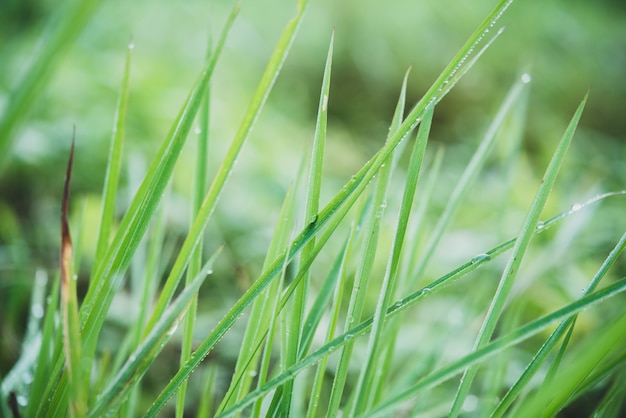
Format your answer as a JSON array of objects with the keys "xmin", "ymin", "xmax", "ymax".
[
  {"xmin": 93, "ymin": 41, "xmax": 133, "ymax": 267},
  {"xmin": 38, "ymin": 11, "xmax": 237, "ymax": 415},
  {"xmin": 0, "ymin": 0, "xmax": 103, "ymax": 172},
  {"xmin": 411, "ymin": 74, "xmax": 530, "ymax": 286},
  {"xmin": 449, "ymin": 92, "xmax": 590, "ymax": 416},
  {"xmin": 280, "ymin": 31, "xmax": 333, "ymax": 413},
  {"xmin": 217, "ymin": 178, "xmax": 299, "ymax": 414},
  {"xmin": 327, "ymin": 68, "xmax": 407, "ymax": 416},
  {"xmin": 352, "ymin": 102, "xmax": 434, "ymax": 415},
  {"xmin": 364, "ymin": 277, "xmax": 626, "ymax": 418},
  {"xmin": 144, "ymin": 0, "xmax": 303, "ymax": 335},
  {"xmin": 218, "ymin": 250, "xmax": 626, "ymax": 418},
  {"xmin": 176, "ymin": 31, "xmax": 214, "ymax": 418},
  {"xmin": 86, "ymin": 250, "xmax": 221, "ymax": 417},
  {"xmin": 490, "ymin": 231, "xmax": 626, "ymax": 417},
  {"xmin": 144, "ymin": 2, "xmax": 525, "ymax": 412},
  {"xmin": 513, "ymin": 311, "xmax": 626, "ymax": 417}
]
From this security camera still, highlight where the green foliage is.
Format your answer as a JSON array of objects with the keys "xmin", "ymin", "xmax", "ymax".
[{"xmin": 1, "ymin": 0, "xmax": 625, "ymax": 417}]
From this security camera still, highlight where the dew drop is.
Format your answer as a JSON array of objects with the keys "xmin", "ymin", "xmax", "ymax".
[
  {"xmin": 32, "ymin": 304, "xmax": 44, "ymax": 319},
  {"xmin": 322, "ymin": 94, "xmax": 328, "ymax": 112},
  {"xmin": 206, "ymin": 269, "xmax": 214, "ymax": 275},
  {"xmin": 570, "ymin": 203, "xmax": 583, "ymax": 212},
  {"xmin": 17, "ymin": 395, "xmax": 27, "ymax": 407},
  {"xmin": 422, "ymin": 287, "xmax": 431, "ymax": 295},
  {"xmin": 521, "ymin": 73, "xmax": 531, "ymax": 84},
  {"xmin": 536, "ymin": 221, "xmax": 545, "ymax": 230},
  {"xmin": 194, "ymin": 126, "xmax": 202, "ymax": 135},
  {"xmin": 472, "ymin": 253, "xmax": 491, "ymax": 264},
  {"xmin": 249, "ymin": 370, "xmax": 258, "ymax": 378}
]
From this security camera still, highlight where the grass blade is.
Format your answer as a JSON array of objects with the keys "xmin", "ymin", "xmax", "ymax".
[
  {"xmin": 217, "ymin": 208, "xmax": 626, "ymax": 417},
  {"xmin": 279, "ymin": 31, "xmax": 333, "ymax": 414},
  {"xmin": 60, "ymin": 137, "xmax": 87, "ymax": 417},
  {"xmin": 352, "ymin": 101, "xmax": 434, "ymax": 415},
  {"xmin": 86, "ymin": 250, "xmax": 221, "ymax": 417},
  {"xmin": 144, "ymin": 1, "xmax": 526, "ymax": 412},
  {"xmin": 490, "ymin": 231, "xmax": 626, "ymax": 417},
  {"xmin": 449, "ymin": 92, "xmax": 590, "ymax": 416}
]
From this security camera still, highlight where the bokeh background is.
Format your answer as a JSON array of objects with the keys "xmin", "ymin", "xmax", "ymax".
[{"xmin": 1, "ymin": 0, "xmax": 625, "ymax": 412}]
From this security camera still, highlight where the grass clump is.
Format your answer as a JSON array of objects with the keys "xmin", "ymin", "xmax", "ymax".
[{"xmin": 1, "ymin": 0, "xmax": 625, "ymax": 417}]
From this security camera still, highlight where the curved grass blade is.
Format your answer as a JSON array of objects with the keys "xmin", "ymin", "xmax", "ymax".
[
  {"xmin": 449, "ymin": 92, "xmax": 589, "ymax": 416},
  {"xmin": 60, "ymin": 136, "xmax": 87, "ymax": 417},
  {"xmin": 215, "ymin": 192, "xmax": 625, "ymax": 417},
  {"xmin": 144, "ymin": 2, "xmax": 530, "ymax": 413},
  {"xmin": 86, "ymin": 250, "xmax": 221, "ymax": 417},
  {"xmin": 490, "ymin": 231, "xmax": 626, "ymax": 417},
  {"xmin": 0, "ymin": 0, "xmax": 103, "ymax": 172}
]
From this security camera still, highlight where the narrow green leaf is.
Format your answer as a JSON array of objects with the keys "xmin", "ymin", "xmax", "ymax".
[
  {"xmin": 490, "ymin": 231, "xmax": 626, "ymax": 417},
  {"xmin": 145, "ymin": 1, "xmax": 528, "ymax": 412},
  {"xmin": 219, "ymin": 254, "xmax": 626, "ymax": 417},
  {"xmin": 280, "ymin": 30, "xmax": 333, "ymax": 414},
  {"xmin": 86, "ymin": 250, "xmax": 221, "ymax": 417},
  {"xmin": 353, "ymin": 102, "xmax": 435, "ymax": 415},
  {"xmin": 411, "ymin": 74, "xmax": 530, "ymax": 286},
  {"xmin": 449, "ymin": 93, "xmax": 589, "ymax": 416}
]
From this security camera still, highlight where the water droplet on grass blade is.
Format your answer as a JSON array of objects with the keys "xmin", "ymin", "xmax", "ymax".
[
  {"xmin": 536, "ymin": 221, "xmax": 545, "ymax": 230},
  {"xmin": 521, "ymin": 73, "xmax": 531, "ymax": 83},
  {"xmin": 471, "ymin": 253, "xmax": 491, "ymax": 264},
  {"xmin": 570, "ymin": 203, "xmax": 583, "ymax": 212},
  {"xmin": 32, "ymin": 304, "xmax": 44, "ymax": 319}
]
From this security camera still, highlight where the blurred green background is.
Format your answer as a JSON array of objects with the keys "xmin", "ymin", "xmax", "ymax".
[{"xmin": 1, "ymin": 0, "xmax": 624, "ymax": 403}]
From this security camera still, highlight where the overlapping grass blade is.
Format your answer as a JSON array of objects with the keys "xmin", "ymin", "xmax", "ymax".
[
  {"xmin": 216, "ymin": 178, "xmax": 299, "ymax": 414},
  {"xmin": 86, "ymin": 250, "xmax": 221, "ymax": 417},
  {"xmin": 279, "ymin": 31, "xmax": 333, "ymax": 414},
  {"xmin": 215, "ymin": 192, "xmax": 624, "ymax": 417},
  {"xmin": 143, "ymin": 0, "xmax": 304, "ymax": 335},
  {"xmin": 449, "ymin": 93, "xmax": 589, "ymax": 416},
  {"xmin": 352, "ymin": 101, "xmax": 434, "ymax": 415},
  {"xmin": 490, "ymin": 231, "xmax": 626, "ymax": 417},
  {"xmin": 37, "ymin": 7, "xmax": 238, "ymax": 417},
  {"xmin": 411, "ymin": 74, "xmax": 530, "ymax": 286},
  {"xmin": 142, "ymin": 2, "xmax": 548, "ymax": 413},
  {"xmin": 327, "ymin": 67, "xmax": 406, "ymax": 416},
  {"xmin": 0, "ymin": 0, "xmax": 103, "ymax": 172},
  {"xmin": 513, "ymin": 310, "xmax": 626, "ymax": 417},
  {"xmin": 364, "ymin": 278, "xmax": 626, "ymax": 418}
]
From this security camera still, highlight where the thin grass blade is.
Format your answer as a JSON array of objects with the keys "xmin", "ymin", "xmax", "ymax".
[
  {"xmin": 490, "ymin": 231, "xmax": 626, "ymax": 417},
  {"xmin": 449, "ymin": 93, "xmax": 590, "ymax": 416},
  {"xmin": 352, "ymin": 101, "xmax": 434, "ymax": 415},
  {"xmin": 60, "ymin": 137, "xmax": 87, "ymax": 417},
  {"xmin": 86, "ymin": 250, "xmax": 221, "ymax": 417}
]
